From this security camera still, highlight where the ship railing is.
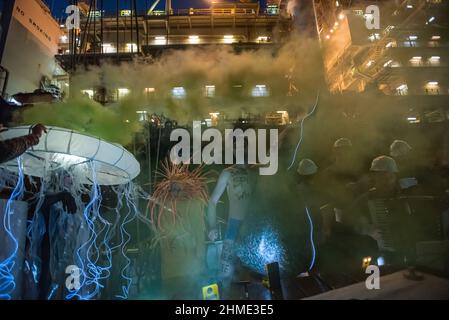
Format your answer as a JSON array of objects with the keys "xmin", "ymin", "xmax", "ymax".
[{"xmin": 174, "ymin": 8, "xmax": 259, "ymax": 16}]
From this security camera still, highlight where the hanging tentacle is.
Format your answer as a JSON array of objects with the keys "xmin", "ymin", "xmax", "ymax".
[{"xmin": 0, "ymin": 157, "xmax": 25, "ymax": 300}]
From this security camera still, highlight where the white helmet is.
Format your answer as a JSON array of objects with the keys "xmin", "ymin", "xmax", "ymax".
[
  {"xmin": 334, "ymin": 137, "xmax": 353, "ymax": 148},
  {"xmin": 390, "ymin": 140, "xmax": 412, "ymax": 158},
  {"xmin": 370, "ymin": 155, "xmax": 399, "ymax": 173},
  {"xmin": 297, "ymin": 159, "xmax": 318, "ymax": 176}
]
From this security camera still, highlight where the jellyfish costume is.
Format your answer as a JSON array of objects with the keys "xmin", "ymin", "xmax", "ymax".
[{"xmin": 0, "ymin": 126, "xmax": 140, "ymax": 300}]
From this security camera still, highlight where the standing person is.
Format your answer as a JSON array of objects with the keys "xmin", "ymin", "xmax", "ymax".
[
  {"xmin": 207, "ymin": 165, "xmax": 255, "ymax": 279},
  {"xmin": 318, "ymin": 138, "xmax": 363, "ymax": 220},
  {"xmin": 344, "ymin": 156, "xmax": 416, "ymax": 265},
  {"xmin": 317, "ymin": 157, "xmax": 396, "ymax": 279},
  {"xmin": 207, "ymin": 128, "xmax": 256, "ymax": 282},
  {"xmin": 390, "ymin": 140, "xmax": 417, "ymax": 188},
  {"xmin": 294, "ymin": 159, "xmax": 330, "ymax": 272},
  {"xmin": 389, "ymin": 139, "xmax": 435, "ymax": 196},
  {"xmin": 0, "ymin": 124, "xmax": 47, "ymax": 164},
  {"xmin": 324, "ymin": 138, "xmax": 360, "ymax": 179},
  {"xmin": 390, "ymin": 139, "xmax": 412, "ymax": 163},
  {"xmin": 346, "ymin": 156, "xmax": 401, "ymax": 234}
]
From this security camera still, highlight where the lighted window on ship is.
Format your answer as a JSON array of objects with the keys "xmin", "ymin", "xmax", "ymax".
[
  {"xmin": 252, "ymin": 85, "xmax": 269, "ymax": 97},
  {"xmin": 172, "ymin": 87, "xmax": 186, "ymax": 99}
]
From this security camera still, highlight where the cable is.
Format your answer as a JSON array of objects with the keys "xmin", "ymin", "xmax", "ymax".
[
  {"xmin": 47, "ymin": 284, "xmax": 59, "ymax": 300},
  {"xmin": 287, "ymin": 92, "xmax": 320, "ymax": 171},
  {"xmin": 305, "ymin": 207, "xmax": 316, "ymax": 271}
]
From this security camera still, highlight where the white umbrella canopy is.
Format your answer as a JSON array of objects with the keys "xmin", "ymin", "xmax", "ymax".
[{"xmin": 0, "ymin": 126, "xmax": 140, "ymax": 185}]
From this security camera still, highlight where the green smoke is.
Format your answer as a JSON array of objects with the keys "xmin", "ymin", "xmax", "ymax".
[
  {"xmin": 21, "ymin": 97, "xmax": 142, "ymax": 146},
  {"xmin": 19, "ymin": 32, "xmax": 324, "ymax": 145}
]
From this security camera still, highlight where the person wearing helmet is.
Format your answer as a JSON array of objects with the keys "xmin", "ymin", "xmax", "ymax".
[
  {"xmin": 296, "ymin": 158, "xmax": 318, "ymax": 183},
  {"xmin": 296, "ymin": 159, "xmax": 325, "ymax": 217},
  {"xmin": 318, "ymin": 137, "xmax": 364, "ymax": 212},
  {"xmin": 331, "ymin": 138, "xmax": 354, "ymax": 176},
  {"xmin": 314, "ymin": 155, "xmax": 381, "ymax": 279},
  {"xmin": 338, "ymin": 157, "xmax": 399, "ymax": 237},
  {"xmin": 343, "ymin": 156, "xmax": 402, "ymax": 245},
  {"xmin": 390, "ymin": 139, "xmax": 412, "ymax": 159},
  {"xmin": 369, "ymin": 155, "xmax": 400, "ymax": 196},
  {"xmin": 334, "ymin": 137, "xmax": 353, "ymax": 149},
  {"xmin": 292, "ymin": 159, "xmax": 334, "ymax": 273},
  {"xmin": 389, "ymin": 140, "xmax": 436, "ymax": 197},
  {"xmin": 389, "ymin": 140, "xmax": 419, "ymax": 190},
  {"xmin": 349, "ymin": 155, "xmax": 435, "ymax": 267}
]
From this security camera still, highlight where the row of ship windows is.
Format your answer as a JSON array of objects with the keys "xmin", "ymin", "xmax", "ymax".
[
  {"xmin": 379, "ymin": 55, "xmax": 443, "ymax": 67},
  {"xmin": 406, "ymin": 109, "xmax": 449, "ymax": 125},
  {"xmin": 59, "ymin": 35, "xmax": 271, "ymax": 47},
  {"xmin": 395, "ymin": 82, "xmax": 446, "ymax": 95},
  {"xmin": 81, "ymin": 84, "xmax": 271, "ymax": 100}
]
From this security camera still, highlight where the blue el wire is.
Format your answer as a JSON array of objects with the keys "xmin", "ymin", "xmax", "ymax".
[
  {"xmin": 287, "ymin": 92, "xmax": 320, "ymax": 171},
  {"xmin": 115, "ymin": 183, "xmax": 137, "ymax": 300},
  {"xmin": 305, "ymin": 207, "xmax": 316, "ymax": 271},
  {"xmin": 66, "ymin": 161, "xmax": 108, "ymax": 300},
  {"xmin": 0, "ymin": 157, "xmax": 25, "ymax": 300}
]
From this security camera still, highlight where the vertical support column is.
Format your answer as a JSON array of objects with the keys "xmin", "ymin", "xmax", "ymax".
[
  {"xmin": 134, "ymin": 0, "xmax": 140, "ymax": 54},
  {"xmin": 130, "ymin": 0, "xmax": 134, "ymax": 54},
  {"xmin": 100, "ymin": 0, "xmax": 104, "ymax": 54},
  {"xmin": 71, "ymin": 0, "xmax": 79, "ymax": 72},
  {"xmin": 93, "ymin": 0, "xmax": 97, "ymax": 61},
  {"xmin": 165, "ymin": 0, "xmax": 171, "ymax": 16},
  {"xmin": 116, "ymin": 0, "xmax": 120, "ymax": 61},
  {"xmin": 165, "ymin": 0, "xmax": 171, "ymax": 45}
]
